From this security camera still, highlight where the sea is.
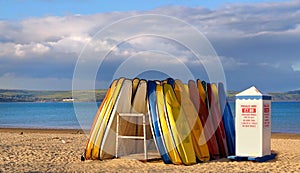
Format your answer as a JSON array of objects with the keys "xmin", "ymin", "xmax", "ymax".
[{"xmin": 0, "ymin": 102, "xmax": 299, "ymax": 134}]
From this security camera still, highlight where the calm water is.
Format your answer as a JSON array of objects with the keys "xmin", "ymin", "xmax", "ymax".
[
  {"xmin": 229, "ymin": 102, "xmax": 300, "ymax": 134},
  {"xmin": 0, "ymin": 102, "xmax": 97, "ymax": 129},
  {"xmin": 0, "ymin": 102, "xmax": 299, "ymax": 134}
]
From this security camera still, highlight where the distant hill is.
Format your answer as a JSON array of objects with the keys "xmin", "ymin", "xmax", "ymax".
[
  {"xmin": 287, "ymin": 90, "xmax": 300, "ymax": 94},
  {"xmin": 0, "ymin": 89, "xmax": 107, "ymax": 102},
  {"xmin": 269, "ymin": 91, "xmax": 300, "ymax": 101},
  {"xmin": 227, "ymin": 90, "xmax": 300, "ymax": 102},
  {"xmin": 0, "ymin": 89, "xmax": 299, "ymax": 102}
]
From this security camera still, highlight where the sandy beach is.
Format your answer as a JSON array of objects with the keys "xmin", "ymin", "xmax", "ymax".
[{"xmin": 0, "ymin": 128, "xmax": 299, "ymax": 173}]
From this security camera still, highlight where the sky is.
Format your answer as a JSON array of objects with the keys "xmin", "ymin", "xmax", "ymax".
[{"xmin": 0, "ymin": 0, "xmax": 299, "ymax": 92}]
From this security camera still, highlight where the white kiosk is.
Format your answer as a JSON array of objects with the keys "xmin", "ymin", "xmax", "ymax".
[{"xmin": 228, "ymin": 86, "xmax": 276, "ymax": 162}]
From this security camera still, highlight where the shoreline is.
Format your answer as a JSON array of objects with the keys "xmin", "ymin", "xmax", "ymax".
[
  {"xmin": 0, "ymin": 127, "xmax": 85, "ymax": 134},
  {"xmin": 1, "ymin": 127, "xmax": 299, "ymax": 138}
]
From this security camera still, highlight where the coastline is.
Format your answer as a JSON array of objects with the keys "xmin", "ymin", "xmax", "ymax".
[
  {"xmin": 1, "ymin": 127, "xmax": 299, "ymax": 137},
  {"xmin": 0, "ymin": 127, "xmax": 85, "ymax": 134},
  {"xmin": 271, "ymin": 132, "xmax": 300, "ymax": 139},
  {"xmin": 1, "ymin": 128, "xmax": 299, "ymax": 172}
]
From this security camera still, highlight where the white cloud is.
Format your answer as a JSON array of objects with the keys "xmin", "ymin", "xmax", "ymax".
[
  {"xmin": 292, "ymin": 62, "xmax": 300, "ymax": 71},
  {"xmin": 32, "ymin": 43, "xmax": 50, "ymax": 54},
  {"xmin": 50, "ymin": 35, "xmax": 91, "ymax": 54},
  {"xmin": 220, "ymin": 56, "xmax": 247, "ymax": 70},
  {"xmin": 14, "ymin": 44, "xmax": 26, "ymax": 57},
  {"xmin": 258, "ymin": 62, "xmax": 280, "ymax": 69},
  {"xmin": 0, "ymin": 42, "xmax": 50, "ymax": 58}
]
